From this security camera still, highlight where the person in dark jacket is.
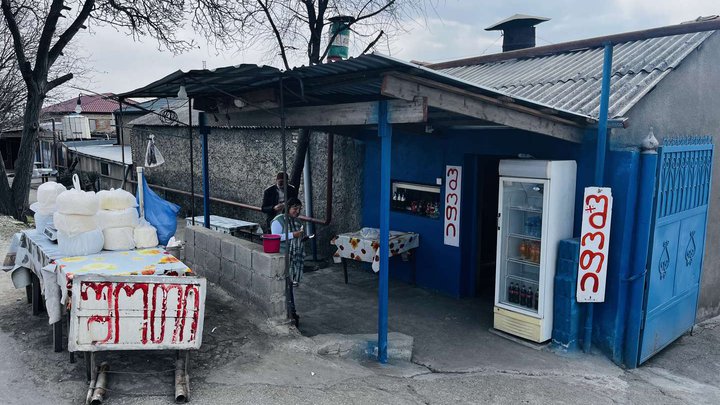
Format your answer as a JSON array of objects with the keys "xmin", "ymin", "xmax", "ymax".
[{"xmin": 261, "ymin": 171, "xmax": 298, "ymax": 232}]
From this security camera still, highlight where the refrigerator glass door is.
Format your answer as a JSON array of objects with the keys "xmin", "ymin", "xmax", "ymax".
[{"xmin": 497, "ymin": 179, "xmax": 546, "ymax": 315}]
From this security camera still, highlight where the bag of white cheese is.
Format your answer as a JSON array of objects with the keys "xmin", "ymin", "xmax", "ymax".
[
  {"xmin": 96, "ymin": 208, "xmax": 139, "ymax": 230},
  {"xmin": 103, "ymin": 227, "xmax": 136, "ymax": 251},
  {"xmin": 98, "ymin": 188, "xmax": 137, "ymax": 211},
  {"xmin": 134, "ymin": 220, "xmax": 159, "ymax": 249},
  {"xmin": 57, "ymin": 229, "xmax": 104, "ymax": 256},
  {"xmin": 37, "ymin": 182, "xmax": 67, "ymax": 205},
  {"xmin": 55, "ymin": 174, "xmax": 99, "ymax": 216},
  {"xmin": 53, "ymin": 212, "xmax": 98, "ymax": 236}
]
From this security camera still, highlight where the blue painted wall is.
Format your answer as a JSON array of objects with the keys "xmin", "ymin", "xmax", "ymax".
[
  {"xmin": 361, "ymin": 128, "xmax": 593, "ymax": 297},
  {"xmin": 592, "ymin": 150, "xmax": 641, "ymax": 364}
]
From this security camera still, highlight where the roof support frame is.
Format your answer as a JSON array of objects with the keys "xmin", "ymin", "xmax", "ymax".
[
  {"xmin": 381, "ymin": 73, "xmax": 585, "ymax": 143},
  {"xmin": 215, "ymin": 98, "xmax": 427, "ymax": 127}
]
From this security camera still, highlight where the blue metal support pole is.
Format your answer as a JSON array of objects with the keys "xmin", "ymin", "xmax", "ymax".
[
  {"xmin": 584, "ymin": 42, "xmax": 614, "ymax": 353},
  {"xmin": 199, "ymin": 112, "xmax": 210, "ymax": 229},
  {"xmin": 377, "ymin": 100, "xmax": 391, "ymax": 363},
  {"xmin": 623, "ymin": 143, "xmax": 657, "ymax": 367}
]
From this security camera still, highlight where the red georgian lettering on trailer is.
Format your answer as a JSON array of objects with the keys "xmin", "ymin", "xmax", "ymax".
[
  {"xmin": 150, "ymin": 284, "xmax": 184, "ymax": 344},
  {"xmin": 81, "ymin": 282, "xmax": 115, "ymax": 344},
  {"xmin": 112, "ymin": 283, "xmax": 150, "ymax": 344}
]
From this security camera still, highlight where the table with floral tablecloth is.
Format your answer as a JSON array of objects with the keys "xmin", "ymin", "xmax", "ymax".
[{"xmin": 331, "ymin": 229, "xmax": 419, "ymax": 283}]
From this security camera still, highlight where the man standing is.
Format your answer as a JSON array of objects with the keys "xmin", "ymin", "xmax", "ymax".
[{"xmin": 261, "ymin": 171, "xmax": 298, "ymax": 232}]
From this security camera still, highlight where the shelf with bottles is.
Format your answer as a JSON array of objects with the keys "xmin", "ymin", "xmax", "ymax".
[
  {"xmin": 391, "ymin": 181, "xmax": 441, "ymax": 219},
  {"xmin": 506, "ymin": 238, "xmax": 542, "ymax": 265},
  {"xmin": 504, "ymin": 276, "xmax": 540, "ymax": 311}
]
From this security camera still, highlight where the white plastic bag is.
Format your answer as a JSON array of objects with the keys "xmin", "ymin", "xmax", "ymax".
[
  {"xmin": 37, "ymin": 182, "xmax": 67, "ymax": 205},
  {"xmin": 96, "ymin": 208, "xmax": 139, "ymax": 230},
  {"xmin": 134, "ymin": 220, "xmax": 159, "ymax": 249},
  {"xmin": 98, "ymin": 188, "xmax": 138, "ymax": 210},
  {"xmin": 53, "ymin": 212, "xmax": 98, "ymax": 236},
  {"xmin": 103, "ymin": 227, "xmax": 135, "ymax": 251},
  {"xmin": 34, "ymin": 212, "xmax": 54, "ymax": 232},
  {"xmin": 145, "ymin": 134, "xmax": 165, "ymax": 167},
  {"xmin": 57, "ymin": 229, "xmax": 104, "ymax": 256},
  {"xmin": 56, "ymin": 174, "xmax": 99, "ymax": 215}
]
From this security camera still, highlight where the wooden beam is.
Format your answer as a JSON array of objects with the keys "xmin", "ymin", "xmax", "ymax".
[
  {"xmin": 381, "ymin": 74, "xmax": 585, "ymax": 143},
  {"xmin": 217, "ymin": 98, "xmax": 427, "ymax": 127}
]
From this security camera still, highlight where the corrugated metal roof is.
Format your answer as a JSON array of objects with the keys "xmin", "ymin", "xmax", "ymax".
[
  {"xmin": 67, "ymin": 143, "xmax": 132, "ymax": 165},
  {"xmin": 436, "ymin": 31, "xmax": 714, "ymax": 118},
  {"xmin": 42, "ymin": 93, "xmax": 125, "ymax": 114},
  {"xmin": 120, "ymin": 53, "xmax": 592, "ymax": 124}
]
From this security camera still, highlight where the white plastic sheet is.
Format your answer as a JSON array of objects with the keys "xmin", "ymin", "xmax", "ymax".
[{"xmin": 34, "ymin": 212, "xmax": 54, "ymax": 232}]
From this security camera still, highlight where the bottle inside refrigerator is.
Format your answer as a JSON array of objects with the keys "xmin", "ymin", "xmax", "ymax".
[{"xmin": 494, "ymin": 160, "xmax": 576, "ymax": 343}]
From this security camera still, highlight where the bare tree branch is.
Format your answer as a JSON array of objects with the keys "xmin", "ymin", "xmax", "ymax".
[
  {"xmin": 46, "ymin": 72, "xmax": 73, "ymax": 91},
  {"xmin": 1, "ymin": 0, "xmax": 31, "ymax": 84},
  {"xmin": 48, "ymin": 0, "xmax": 96, "ymax": 67},
  {"xmin": 361, "ymin": 29, "xmax": 384, "ymax": 54},
  {"xmin": 257, "ymin": 0, "xmax": 291, "ymax": 70}
]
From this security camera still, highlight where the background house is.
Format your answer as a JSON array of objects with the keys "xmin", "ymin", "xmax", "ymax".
[{"xmin": 42, "ymin": 93, "xmax": 121, "ymax": 138}]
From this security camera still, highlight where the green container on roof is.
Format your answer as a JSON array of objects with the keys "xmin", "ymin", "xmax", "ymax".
[{"xmin": 327, "ymin": 16, "xmax": 355, "ymax": 62}]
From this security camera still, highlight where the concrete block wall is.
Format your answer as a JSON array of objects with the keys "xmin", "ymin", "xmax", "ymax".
[
  {"xmin": 130, "ymin": 124, "xmax": 364, "ymax": 258},
  {"xmin": 184, "ymin": 225, "xmax": 287, "ymax": 320}
]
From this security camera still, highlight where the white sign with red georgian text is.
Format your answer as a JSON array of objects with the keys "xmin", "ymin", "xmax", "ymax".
[
  {"xmin": 576, "ymin": 187, "xmax": 613, "ymax": 302},
  {"xmin": 444, "ymin": 166, "xmax": 462, "ymax": 247}
]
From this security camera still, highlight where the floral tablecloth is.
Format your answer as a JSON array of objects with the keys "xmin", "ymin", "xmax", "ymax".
[{"xmin": 331, "ymin": 229, "xmax": 420, "ymax": 272}]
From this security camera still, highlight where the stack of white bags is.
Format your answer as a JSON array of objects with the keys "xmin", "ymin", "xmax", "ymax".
[
  {"xmin": 54, "ymin": 175, "xmax": 103, "ymax": 256},
  {"xmin": 97, "ymin": 189, "xmax": 139, "ymax": 251},
  {"xmin": 30, "ymin": 181, "xmax": 66, "ymax": 231}
]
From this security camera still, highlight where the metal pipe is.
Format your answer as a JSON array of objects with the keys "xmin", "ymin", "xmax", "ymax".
[
  {"xmin": 377, "ymin": 100, "xmax": 391, "ymax": 363},
  {"xmin": 188, "ymin": 97, "xmax": 195, "ymax": 225},
  {"xmin": 90, "ymin": 362, "xmax": 110, "ymax": 405},
  {"xmin": 584, "ymin": 42, "xmax": 614, "ymax": 354},
  {"xmin": 623, "ymin": 135, "xmax": 658, "ymax": 368},
  {"xmin": 137, "ymin": 167, "xmax": 145, "ymax": 219},
  {"xmin": 118, "ymin": 98, "xmax": 126, "ymax": 172},
  {"xmin": 51, "ymin": 119, "xmax": 57, "ymax": 169},
  {"xmin": 303, "ymin": 142, "xmax": 317, "ymax": 258},
  {"xmin": 199, "ymin": 112, "xmax": 210, "ymax": 229},
  {"xmin": 175, "ymin": 356, "xmax": 188, "ymax": 402}
]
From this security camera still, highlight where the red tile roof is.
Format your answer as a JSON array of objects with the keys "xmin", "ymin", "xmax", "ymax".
[{"xmin": 41, "ymin": 93, "xmax": 128, "ymax": 114}]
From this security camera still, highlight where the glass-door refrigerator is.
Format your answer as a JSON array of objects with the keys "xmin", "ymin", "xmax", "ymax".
[{"xmin": 494, "ymin": 160, "xmax": 576, "ymax": 343}]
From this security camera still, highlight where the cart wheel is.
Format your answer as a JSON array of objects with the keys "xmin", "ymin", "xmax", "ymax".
[{"xmin": 83, "ymin": 352, "xmax": 91, "ymax": 382}]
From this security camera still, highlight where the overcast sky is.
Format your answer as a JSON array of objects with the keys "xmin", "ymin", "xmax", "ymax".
[{"xmin": 67, "ymin": 0, "xmax": 719, "ymax": 96}]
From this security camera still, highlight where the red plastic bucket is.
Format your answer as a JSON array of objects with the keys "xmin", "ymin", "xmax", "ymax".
[{"xmin": 262, "ymin": 234, "xmax": 281, "ymax": 253}]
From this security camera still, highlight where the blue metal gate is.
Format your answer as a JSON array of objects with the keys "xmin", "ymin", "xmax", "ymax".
[{"xmin": 639, "ymin": 137, "xmax": 713, "ymax": 364}]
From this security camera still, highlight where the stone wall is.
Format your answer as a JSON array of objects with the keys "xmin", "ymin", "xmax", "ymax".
[
  {"xmin": 130, "ymin": 123, "xmax": 364, "ymax": 258},
  {"xmin": 184, "ymin": 225, "xmax": 287, "ymax": 320}
]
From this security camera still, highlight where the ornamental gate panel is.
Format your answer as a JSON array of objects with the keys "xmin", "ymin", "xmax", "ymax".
[{"xmin": 639, "ymin": 137, "xmax": 713, "ymax": 364}]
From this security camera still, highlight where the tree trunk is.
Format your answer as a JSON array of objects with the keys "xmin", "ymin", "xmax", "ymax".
[
  {"xmin": 289, "ymin": 128, "xmax": 311, "ymax": 189},
  {"xmin": 6, "ymin": 88, "xmax": 44, "ymax": 220},
  {"xmin": 0, "ymin": 160, "xmax": 12, "ymax": 214}
]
